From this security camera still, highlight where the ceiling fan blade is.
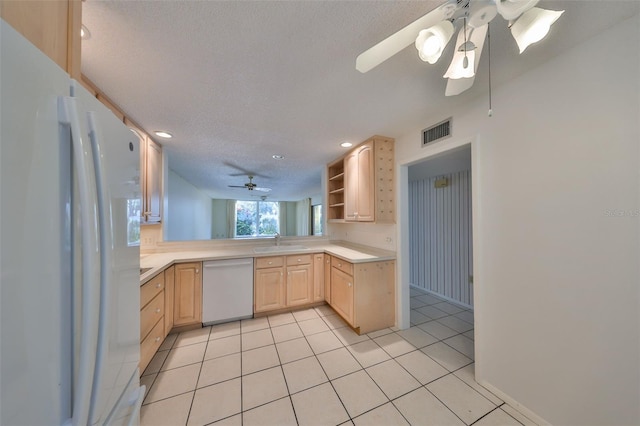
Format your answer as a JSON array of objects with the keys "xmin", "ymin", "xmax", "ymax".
[
  {"xmin": 223, "ymin": 162, "xmax": 269, "ymax": 179},
  {"xmin": 356, "ymin": 2, "xmax": 456, "ymax": 73},
  {"xmin": 445, "ymin": 23, "xmax": 488, "ymax": 96},
  {"xmin": 254, "ymin": 187, "xmax": 272, "ymax": 192},
  {"xmin": 228, "ymin": 185, "xmax": 247, "ymax": 188}
]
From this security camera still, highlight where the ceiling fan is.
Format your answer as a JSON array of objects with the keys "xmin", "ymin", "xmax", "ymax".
[
  {"xmin": 228, "ymin": 175, "xmax": 272, "ymax": 192},
  {"xmin": 356, "ymin": 0, "xmax": 564, "ymax": 96}
]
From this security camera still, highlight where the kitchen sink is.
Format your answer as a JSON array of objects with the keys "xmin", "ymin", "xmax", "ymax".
[
  {"xmin": 253, "ymin": 245, "xmax": 309, "ymax": 253},
  {"xmin": 140, "ymin": 267, "xmax": 152, "ymax": 275}
]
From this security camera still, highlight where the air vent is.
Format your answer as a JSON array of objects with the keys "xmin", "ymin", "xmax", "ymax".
[{"xmin": 422, "ymin": 118, "xmax": 451, "ymax": 146}]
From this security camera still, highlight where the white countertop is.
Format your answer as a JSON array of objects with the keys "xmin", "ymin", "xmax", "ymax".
[{"xmin": 139, "ymin": 241, "xmax": 395, "ymax": 285}]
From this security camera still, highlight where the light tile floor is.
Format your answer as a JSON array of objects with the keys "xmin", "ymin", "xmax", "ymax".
[{"xmin": 140, "ymin": 288, "xmax": 537, "ymax": 426}]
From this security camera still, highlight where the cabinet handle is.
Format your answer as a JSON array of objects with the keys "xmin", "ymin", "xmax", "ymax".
[
  {"xmin": 196, "ymin": 269, "xmax": 199, "ymax": 274},
  {"xmin": 155, "ymin": 336, "xmax": 161, "ymax": 342},
  {"xmin": 155, "ymin": 308, "xmax": 161, "ymax": 313},
  {"xmin": 297, "ymin": 258, "xmax": 301, "ymax": 262},
  {"xmin": 326, "ymin": 259, "xmax": 330, "ymax": 264},
  {"xmin": 348, "ymin": 282, "xmax": 352, "ymax": 287},
  {"xmin": 156, "ymin": 283, "xmax": 161, "ymax": 288},
  {"xmin": 338, "ymin": 263, "xmax": 342, "ymax": 267},
  {"xmin": 268, "ymin": 261, "xmax": 273, "ymax": 265}
]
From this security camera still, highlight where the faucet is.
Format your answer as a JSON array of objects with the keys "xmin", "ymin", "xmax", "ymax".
[{"xmin": 274, "ymin": 232, "xmax": 281, "ymax": 246}]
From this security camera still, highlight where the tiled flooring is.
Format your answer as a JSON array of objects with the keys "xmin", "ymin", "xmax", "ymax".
[{"xmin": 140, "ymin": 288, "xmax": 537, "ymax": 426}]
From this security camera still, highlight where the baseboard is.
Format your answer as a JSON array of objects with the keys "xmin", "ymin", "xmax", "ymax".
[
  {"xmin": 477, "ymin": 380, "xmax": 551, "ymax": 425},
  {"xmin": 409, "ymin": 284, "xmax": 473, "ymax": 310}
]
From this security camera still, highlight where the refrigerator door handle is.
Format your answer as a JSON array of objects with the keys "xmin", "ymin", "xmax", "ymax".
[
  {"xmin": 58, "ymin": 96, "xmax": 101, "ymax": 426},
  {"xmin": 86, "ymin": 111, "xmax": 114, "ymax": 424},
  {"xmin": 126, "ymin": 385, "xmax": 146, "ymax": 426}
]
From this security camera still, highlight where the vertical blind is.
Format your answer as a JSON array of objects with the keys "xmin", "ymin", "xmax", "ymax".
[{"xmin": 409, "ymin": 170, "xmax": 473, "ymax": 307}]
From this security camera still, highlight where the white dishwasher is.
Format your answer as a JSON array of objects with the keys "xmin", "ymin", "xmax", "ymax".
[{"xmin": 202, "ymin": 258, "xmax": 254, "ymax": 325}]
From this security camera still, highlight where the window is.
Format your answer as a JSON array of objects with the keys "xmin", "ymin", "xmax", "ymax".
[
  {"xmin": 235, "ymin": 200, "xmax": 280, "ymax": 237},
  {"xmin": 312, "ymin": 204, "xmax": 323, "ymax": 236}
]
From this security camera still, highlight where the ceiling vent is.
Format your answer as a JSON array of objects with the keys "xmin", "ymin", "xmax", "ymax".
[{"xmin": 422, "ymin": 117, "xmax": 451, "ymax": 146}]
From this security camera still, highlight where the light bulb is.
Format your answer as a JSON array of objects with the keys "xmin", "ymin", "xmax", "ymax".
[{"xmin": 415, "ymin": 21, "xmax": 455, "ymax": 65}]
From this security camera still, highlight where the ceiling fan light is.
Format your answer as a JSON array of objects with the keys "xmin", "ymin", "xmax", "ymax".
[
  {"xmin": 415, "ymin": 21, "xmax": 454, "ymax": 64},
  {"xmin": 511, "ymin": 7, "xmax": 564, "ymax": 53}
]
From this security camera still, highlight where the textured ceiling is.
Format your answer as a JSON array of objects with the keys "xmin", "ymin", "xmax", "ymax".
[{"xmin": 81, "ymin": 1, "xmax": 639, "ymax": 201}]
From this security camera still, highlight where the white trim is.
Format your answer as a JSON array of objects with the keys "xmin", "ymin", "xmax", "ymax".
[{"xmin": 478, "ymin": 380, "xmax": 551, "ymax": 426}]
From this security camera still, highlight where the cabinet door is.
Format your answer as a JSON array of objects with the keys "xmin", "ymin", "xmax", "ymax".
[
  {"xmin": 255, "ymin": 267, "xmax": 286, "ymax": 312},
  {"xmin": 330, "ymin": 267, "xmax": 354, "ymax": 325},
  {"xmin": 145, "ymin": 138, "xmax": 162, "ymax": 223},
  {"xmin": 355, "ymin": 142, "xmax": 375, "ymax": 221},
  {"xmin": 313, "ymin": 254, "xmax": 324, "ymax": 302},
  {"xmin": 173, "ymin": 262, "xmax": 202, "ymax": 326},
  {"xmin": 287, "ymin": 264, "xmax": 313, "ymax": 307},
  {"xmin": 324, "ymin": 255, "xmax": 331, "ymax": 303},
  {"xmin": 164, "ymin": 265, "xmax": 175, "ymax": 336},
  {"xmin": 344, "ymin": 151, "xmax": 358, "ymax": 221}
]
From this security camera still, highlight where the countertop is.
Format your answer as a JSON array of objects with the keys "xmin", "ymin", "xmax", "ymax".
[{"xmin": 139, "ymin": 241, "xmax": 395, "ymax": 285}]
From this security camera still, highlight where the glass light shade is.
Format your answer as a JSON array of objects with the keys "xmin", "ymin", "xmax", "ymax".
[
  {"xmin": 444, "ymin": 49, "xmax": 476, "ymax": 79},
  {"xmin": 415, "ymin": 21, "xmax": 454, "ymax": 64},
  {"xmin": 511, "ymin": 7, "xmax": 564, "ymax": 53}
]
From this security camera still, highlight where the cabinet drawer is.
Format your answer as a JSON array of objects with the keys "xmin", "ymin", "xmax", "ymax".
[
  {"xmin": 256, "ymin": 256, "xmax": 284, "ymax": 269},
  {"xmin": 141, "ymin": 291, "xmax": 164, "ymax": 340},
  {"xmin": 141, "ymin": 272, "xmax": 164, "ymax": 308},
  {"xmin": 286, "ymin": 254, "xmax": 312, "ymax": 266},
  {"xmin": 140, "ymin": 318, "xmax": 164, "ymax": 374},
  {"xmin": 331, "ymin": 257, "xmax": 353, "ymax": 276}
]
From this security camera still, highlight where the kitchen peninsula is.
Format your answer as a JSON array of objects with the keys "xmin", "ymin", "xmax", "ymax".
[{"xmin": 139, "ymin": 239, "xmax": 396, "ymax": 373}]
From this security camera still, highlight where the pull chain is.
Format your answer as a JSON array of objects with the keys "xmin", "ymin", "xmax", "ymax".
[{"xmin": 487, "ymin": 22, "xmax": 493, "ymax": 117}]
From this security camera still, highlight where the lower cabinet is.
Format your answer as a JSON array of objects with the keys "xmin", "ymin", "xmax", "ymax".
[
  {"xmin": 313, "ymin": 253, "xmax": 325, "ymax": 302},
  {"xmin": 164, "ymin": 265, "xmax": 175, "ymax": 336},
  {"xmin": 254, "ymin": 266, "xmax": 286, "ymax": 312},
  {"xmin": 173, "ymin": 262, "xmax": 202, "ymax": 327},
  {"xmin": 329, "ymin": 257, "xmax": 396, "ymax": 334},
  {"xmin": 139, "ymin": 272, "xmax": 166, "ymax": 373},
  {"xmin": 255, "ymin": 254, "xmax": 319, "ymax": 313}
]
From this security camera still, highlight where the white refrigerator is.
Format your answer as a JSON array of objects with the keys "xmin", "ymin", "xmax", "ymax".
[{"xmin": 1, "ymin": 20, "xmax": 144, "ymax": 425}]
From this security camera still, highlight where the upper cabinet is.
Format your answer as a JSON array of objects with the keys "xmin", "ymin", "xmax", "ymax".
[
  {"xmin": 0, "ymin": 0, "xmax": 82, "ymax": 78},
  {"xmin": 125, "ymin": 118, "xmax": 163, "ymax": 224},
  {"xmin": 327, "ymin": 136, "xmax": 395, "ymax": 223}
]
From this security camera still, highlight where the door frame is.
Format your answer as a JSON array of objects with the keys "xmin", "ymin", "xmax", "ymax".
[{"xmin": 396, "ymin": 134, "xmax": 481, "ymax": 365}]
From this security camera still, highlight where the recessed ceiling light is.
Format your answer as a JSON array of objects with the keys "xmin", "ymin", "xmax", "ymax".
[
  {"xmin": 272, "ymin": 154, "xmax": 285, "ymax": 160},
  {"xmin": 81, "ymin": 25, "xmax": 91, "ymax": 40},
  {"xmin": 340, "ymin": 142, "xmax": 353, "ymax": 148},
  {"xmin": 154, "ymin": 131, "xmax": 173, "ymax": 139}
]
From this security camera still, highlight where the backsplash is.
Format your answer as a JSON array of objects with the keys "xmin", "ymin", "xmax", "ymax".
[{"xmin": 327, "ymin": 222, "xmax": 396, "ymax": 251}]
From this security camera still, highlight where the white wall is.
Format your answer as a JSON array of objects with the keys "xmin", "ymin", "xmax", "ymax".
[
  {"xmin": 396, "ymin": 14, "xmax": 639, "ymax": 425},
  {"xmin": 166, "ymin": 170, "xmax": 213, "ymax": 240},
  {"xmin": 211, "ymin": 199, "xmax": 229, "ymax": 238}
]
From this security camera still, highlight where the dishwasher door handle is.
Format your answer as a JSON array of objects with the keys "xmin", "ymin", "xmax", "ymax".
[{"xmin": 204, "ymin": 261, "xmax": 254, "ymax": 269}]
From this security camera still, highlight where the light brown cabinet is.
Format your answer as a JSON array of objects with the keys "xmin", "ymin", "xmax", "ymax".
[
  {"xmin": 0, "ymin": 0, "xmax": 81, "ymax": 78},
  {"xmin": 327, "ymin": 159, "xmax": 345, "ymax": 221},
  {"xmin": 313, "ymin": 253, "xmax": 325, "ymax": 302},
  {"xmin": 345, "ymin": 141, "xmax": 375, "ymax": 221},
  {"xmin": 254, "ymin": 254, "xmax": 319, "ymax": 313},
  {"xmin": 254, "ymin": 266, "xmax": 286, "ymax": 312},
  {"xmin": 164, "ymin": 265, "xmax": 175, "ymax": 336},
  {"xmin": 324, "ymin": 255, "xmax": 331, "ymax": 304},
  {"xmin": 144, "ymin": 138, "xmax": 162, "ymax": 223},
  {"xmin": 125, "ymin": 118, "xmax": 163, "ymax": 224},
  {"xmin": 327, "ymin": 136, "xmax": 395, "ymax": 223},
  {"xmin": 139, "ymin": 272, "xmax": 166, "ymax": 373},
  {"xmin": 173, "ymin": 262, "xmax": 202, "ymax": 326},
  {"xmin": 328, "ymin": 257, "xmax": 396, "ymax": 334}
]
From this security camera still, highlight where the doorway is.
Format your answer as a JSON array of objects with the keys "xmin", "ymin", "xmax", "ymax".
[
  {"xmin": 407, "ymin": 146, "xmax": 472, "ymax": 308},
  {"xmin": 396, "ymin": 137, "xmax": 478, "ymax": 337}
]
